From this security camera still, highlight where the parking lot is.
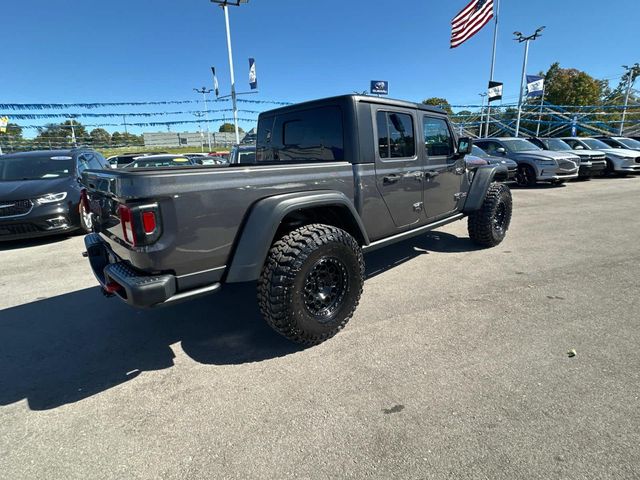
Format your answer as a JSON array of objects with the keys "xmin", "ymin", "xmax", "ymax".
[{"xmin": 1, "ymin": 177, "xmax": 639, "ymax": 479}]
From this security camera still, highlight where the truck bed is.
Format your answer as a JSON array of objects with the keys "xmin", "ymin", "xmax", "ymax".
[{"xmin": 82, "ymin": 162, "xmax": 359, "ymax": 291}]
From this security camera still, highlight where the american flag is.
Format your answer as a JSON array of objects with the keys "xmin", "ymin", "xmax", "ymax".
[{"xmin": 450, "ymin": 0, "xmax": 494, "ymax": 49}]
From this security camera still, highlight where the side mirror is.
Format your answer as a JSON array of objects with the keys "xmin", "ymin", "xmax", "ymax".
[
  {"xmin": 496, "ymin": 147, "xmax": 506, "ymax": 155},
  {"xmin": 458, "ymin": 137, "xmax": 473, "ymax": 155},
  {"xmin": 574, "ymin": 145, "xmax": 584, "ymax": 150}
]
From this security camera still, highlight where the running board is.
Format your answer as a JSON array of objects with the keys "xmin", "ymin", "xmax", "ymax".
[{"xmin": 363, "ymin": 214, "xmax": 465, "ymax": 252}]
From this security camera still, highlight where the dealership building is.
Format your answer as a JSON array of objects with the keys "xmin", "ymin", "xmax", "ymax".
[{"xmin": 143, "ymin": 129, "xmax": 253, "ymax": 148}]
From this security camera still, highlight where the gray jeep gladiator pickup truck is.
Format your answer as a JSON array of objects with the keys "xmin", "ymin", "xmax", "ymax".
[{"xmin": 82, "ymin": 95, "xmax": 512, "ymax": 345}]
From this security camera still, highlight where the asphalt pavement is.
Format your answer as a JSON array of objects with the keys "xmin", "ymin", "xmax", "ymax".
[{"xmin": 1, "ymin": 176, "xmax": 639, "ymax": 480}]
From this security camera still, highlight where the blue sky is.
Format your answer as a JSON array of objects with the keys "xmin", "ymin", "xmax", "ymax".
[{"xmin": 3, "ymin": 0, "xmax": 638, "ymax": 136}]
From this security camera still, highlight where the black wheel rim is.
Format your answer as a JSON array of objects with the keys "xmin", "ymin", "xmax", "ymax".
[
  {"xmin": 518, "ymin": 166, "xmax": 534, "ymax": 186},
  {"xmin": 302, "ymin": 257, "xmax": 348, "ymax": 322},
  {"xmin": 493, "ymin": 202, "xmax": 508, "ymax": 236}
]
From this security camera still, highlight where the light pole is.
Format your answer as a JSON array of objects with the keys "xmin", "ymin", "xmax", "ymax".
[
  {"xmin": 69, "ymin": 118, "xmax": 77, "ymax": 147},
  {"xmin": 619, "ymin": 63, "xmax": 639, "ymax": 135},
  {"xmin": 211, "ymin": 0, "xmax": 248, "ymax": 145},
  {"xmin": 194, "ymin": 111, "xmax": 206, "ymax": 152},
  {"xmin": 514, "ymin": 26, "xmax": 545, "ymax": 137},
  {"xmin": 479, "ymin": 92, "xmax": 487, "ymax": 138},
  {"xmin": 194, "ymin": 87, "xmax": 213, "ymax": 151}
]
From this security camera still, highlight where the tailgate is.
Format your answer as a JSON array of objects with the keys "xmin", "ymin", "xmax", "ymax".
[{"xmin": 81, "ymin": 169, "xmax": 164, "ymax": 250}]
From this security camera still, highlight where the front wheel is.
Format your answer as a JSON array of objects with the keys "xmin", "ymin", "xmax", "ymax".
[
  {"xmin": 468, "ymin": 182, "xmax": 512, "ymax": 248},
  {"xmin": 516, "ymin": 164, "xmax": 537, "ymax": 187},
  {"xmin": 79, "ymin": 202, "xmax": 93, "ymax": 233},
  {"xmin": 258, "ymin": 224, "xmax": 365, "ymax": 345}
]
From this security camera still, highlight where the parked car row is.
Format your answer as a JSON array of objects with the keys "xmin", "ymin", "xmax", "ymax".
[
  {"xmin": 106, "ymin": 151, "xmax": 230, "ymax": 169},
  {"xmin": 474, "ymin": 136, "xmax": 640, "ymax": 186}
]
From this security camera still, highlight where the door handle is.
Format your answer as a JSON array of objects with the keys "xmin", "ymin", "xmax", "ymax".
[{"xmin": 383, "ymin": 174, "xmax": 400, "ymax": 185}]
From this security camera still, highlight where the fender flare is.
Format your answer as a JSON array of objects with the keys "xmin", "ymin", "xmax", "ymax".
[
  {"xmin": 462, "ymin": 165, "xmax": 508, "ymax": 213},
  {"xmin": 226, "ymin": 191, "xmax": 369, "ymax": 283}
]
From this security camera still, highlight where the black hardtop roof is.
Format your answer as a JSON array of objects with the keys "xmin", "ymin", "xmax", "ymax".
[
  {"xmin": 0, "ymin": 148, "xmax": 90, "ymax": 159},
  {"xmin": 259, "ymin": 94, "xmax": 447, "ymax": 117}
]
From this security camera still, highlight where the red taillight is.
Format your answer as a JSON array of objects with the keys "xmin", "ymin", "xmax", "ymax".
[
  {"xmin": 141, "ymin": 211, "xmax": 157, "ymax": 234},
  {"xmin": 118, "ymin": 204, "xmax": 137, "ymax": 246},
  {"xmin": 117, "ymin": 203, "xmax": 161, "ymax": 247}
]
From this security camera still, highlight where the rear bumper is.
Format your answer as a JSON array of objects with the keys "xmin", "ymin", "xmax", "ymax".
[{"xmin": 84, "ymin": 233, "xmax": 220, "ymax": 307}]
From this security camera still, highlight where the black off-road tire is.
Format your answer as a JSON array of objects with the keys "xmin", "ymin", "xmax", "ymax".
[
  {"xmin": 468, "ymin": 182, "xmax": 512, "ymax": 248},
  {"xmin": 516, "ymin": 164, "xmax": 537, "ymax": 187},
  {"xmin": 258, "ymin": 224, "xmax": 365, "ymax": 346}
]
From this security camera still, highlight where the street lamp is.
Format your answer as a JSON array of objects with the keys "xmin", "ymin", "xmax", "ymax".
[
  {"xmin": 514, "ymin": 26, "xmax": 545, "ymax": 137},
  {"xmin": 194, "ymin": 87, "xmax": 213, "ymax": 151},
  {"xmin": 210, "ymin": 0, "xmax": 249, "ymax": 145},
  {"xmin": 620, "ymin": 63, "xmax": 639, "ymax": 135}
]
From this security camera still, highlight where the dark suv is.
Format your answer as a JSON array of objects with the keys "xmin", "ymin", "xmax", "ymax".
[{"xmin": 0, "ymin": 148, "xmax": 109, "ymax": 241}]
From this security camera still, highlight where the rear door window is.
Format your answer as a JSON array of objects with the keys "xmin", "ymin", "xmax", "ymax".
[{"xmin": 258, "ymin": 106, "xmax": 344, "ymax": 163}]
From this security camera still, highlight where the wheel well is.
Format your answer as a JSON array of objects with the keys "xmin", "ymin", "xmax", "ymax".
[{"xmin": 275, "ymin": 205, "xmax": 366, "ymax": 245}]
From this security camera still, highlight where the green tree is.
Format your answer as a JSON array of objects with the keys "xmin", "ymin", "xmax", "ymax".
[
  {"xmin": 422, "ymin": 97, "xmax": 453, "ymax": 115},
  {"xmin": 111, "ymin": 131, "xmax": 123, "ymax": 145},
  {"xmin": 121, "ymin": 132, "xmax": 144, "ymax": 145},
  {"xmin": 89, "ymin": 128, "xmax": 111, "ymax": 146},
  {"xmin": 219, "ymin": 123, "xmax": 244, "ymax": 134},
  {"xmin": 0, "ymin": 123, "xmax": 25, "ymax": 152},
  {"xmin": 34, "ymin": 120, "xmax": 88, "ymax": 147},
  {"xmin": 543, "ymin": 63, "xmax": 603, "ymax": 106}
]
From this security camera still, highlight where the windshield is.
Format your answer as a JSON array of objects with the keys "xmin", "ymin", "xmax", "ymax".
[
  {"xmin": 471, "ymin": 145, "xmax": 487, "ymax": 156},
  {"xmin": 582, "ymin": 139, "xmax": 610, "ymax": 150},
  {"xmin": 544, "ymin": 138, "xmax": 573, "ymax": 151},
  {"xmin": 0, "ymin": 155, "xmax": 74, "ymax": 181},
  {"xmin": 502, "ymin": 139, "xmax": 541, "ymax": 152},
  {"xmin": 618, "ymin": 138, "xmax": 640, "ymax": 149}
]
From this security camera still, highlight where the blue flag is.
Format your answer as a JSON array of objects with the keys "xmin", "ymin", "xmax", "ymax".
[
  {"xmin": 526, "ymin": 75, "xmax": 545, "ymax": 98},
  {"xmin": 249, "ymin": 58, "xmax": 258, "ymax": 90}
]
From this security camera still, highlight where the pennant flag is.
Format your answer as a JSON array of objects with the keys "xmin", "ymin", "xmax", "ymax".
[
  {"xmin": 488, "ymin": 81, "xmax": 503, "ymax": 102},
  {"xmin": 249, "ymin": 58, "xmax": 258, "ymax": 90},
  {"xmin": 0, "ymin": 116, "xmax": 8, "ymax": 133},
  {"xmin": 211, "ymin": 67, "xmax": 220, "ymax": 97},
  {"xmin": 450, "ymin": 0, "xmax": 494, "ymax": 49},
  {"xmin": 526, "ymin": 75, "xmax": 545, "ymax": 98}
]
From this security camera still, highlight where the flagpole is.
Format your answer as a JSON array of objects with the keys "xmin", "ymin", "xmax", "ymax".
[
  {"xmin": 484, "ymin": 0, "xmax": 500, "ymax": 138},
  {"xmin": 479, "ymin": 93, "xmax": 487, "ymax": 137},
  {"xmin": 536, "ymin": 83, "xmax": 545, "ymax": 137}
]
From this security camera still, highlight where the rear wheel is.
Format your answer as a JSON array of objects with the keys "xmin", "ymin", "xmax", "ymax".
[
  {"xmin": 516, "ymin": 164, "xmax": 536, "ymax": 187},
  {"xmin": 258, "ymin": 224, "xmax": 364, "ymax": 345},
  {"xmin": 468, "ymin": 182, "xmax": 512, "ymax": 248}
]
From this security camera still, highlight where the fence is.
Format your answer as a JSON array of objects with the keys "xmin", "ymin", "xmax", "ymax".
[{"xmin": 1, "ymin": 98, "xmax": 639, "ymax": 153}]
